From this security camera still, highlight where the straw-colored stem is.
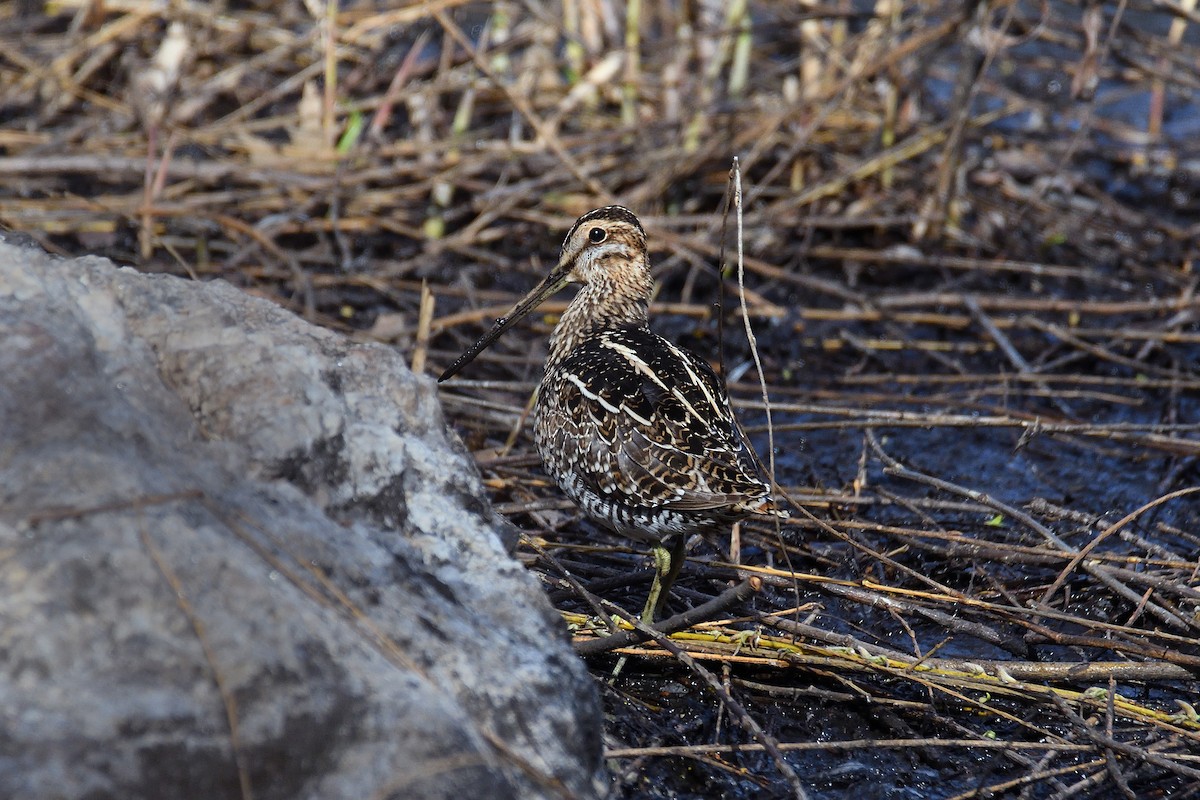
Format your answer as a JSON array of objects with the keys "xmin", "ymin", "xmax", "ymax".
[{"xmin": 622, "ymin": 0, "xmax": 642, "ymax": 127}]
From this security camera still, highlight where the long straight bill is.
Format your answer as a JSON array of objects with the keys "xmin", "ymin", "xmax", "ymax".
[{"xmin": 438, "ymin": 267, "xmax": 571, "ymax": 382}]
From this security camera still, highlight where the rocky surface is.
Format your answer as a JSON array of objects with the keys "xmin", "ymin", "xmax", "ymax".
[{"xmin": 0, "ymin": 238, "xmax": 603, "ymax": 800}]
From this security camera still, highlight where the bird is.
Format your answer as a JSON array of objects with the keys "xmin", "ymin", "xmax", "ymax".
[{"xmin": 439, "ymin": 205, "xmax": 781, "ymax": 623}]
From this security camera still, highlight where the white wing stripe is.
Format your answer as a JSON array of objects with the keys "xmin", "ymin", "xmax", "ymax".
[
  {"xmin": 661, "ymin": 339, "xmax": 723, "ymax": 416},
  {"xmin": 599, "ymin": 335, "xmax": 708, "ymax": 425},
  {"xmin": 564, "ymin": 372, "xmax": 620, "ymax": 415}
]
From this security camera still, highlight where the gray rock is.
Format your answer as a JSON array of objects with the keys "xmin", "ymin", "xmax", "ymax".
[{"xmin": 0, "ymin": 240, "xmax": 604, "ymax": 800}]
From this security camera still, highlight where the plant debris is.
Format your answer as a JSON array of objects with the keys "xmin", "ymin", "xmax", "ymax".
[{"xmin": 3, "ymin": 1, "xmax": 1199, "ymax": 798}]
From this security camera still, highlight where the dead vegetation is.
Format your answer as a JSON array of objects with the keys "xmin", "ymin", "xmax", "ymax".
[{"xmin": 3, "ymin": 1, "xmax": 1199, "ymax": 798}]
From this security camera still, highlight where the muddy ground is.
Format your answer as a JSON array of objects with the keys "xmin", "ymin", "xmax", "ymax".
[{"xmin": 3, "ymin": 1, "xmax": 1199, "ymax": 798}]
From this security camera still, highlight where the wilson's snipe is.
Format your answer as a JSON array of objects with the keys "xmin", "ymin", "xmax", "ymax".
[{"xmin": 440, "ymin": 206, "xmax": 781, "ymax": 622}]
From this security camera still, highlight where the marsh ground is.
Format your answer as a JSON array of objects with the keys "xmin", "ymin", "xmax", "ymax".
[{"xmin": 3, "ymin": 2, "xmax": 1199, "ymax": 797}]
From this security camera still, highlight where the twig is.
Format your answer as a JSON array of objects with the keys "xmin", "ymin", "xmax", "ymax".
[
  {"xmin": 596, "ymin": 597, "xmax": 810, "ymax": 800},
  {"xmin": 574, "ymin": 580, "xmax": 758, "ymax": 656},
  {"xmin": 866, "ymin": 432, "xmax": 1196, "ymax": 632}
]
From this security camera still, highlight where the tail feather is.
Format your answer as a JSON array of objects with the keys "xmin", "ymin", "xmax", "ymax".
[{"xmin": 737, "ymin": 495, "xmax": 790, "ymax": 520}]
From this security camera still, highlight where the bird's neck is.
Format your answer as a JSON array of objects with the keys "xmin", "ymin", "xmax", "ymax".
[{"xmin": 547, "ymin": 272, "xmax": 652, "ymax": 367}]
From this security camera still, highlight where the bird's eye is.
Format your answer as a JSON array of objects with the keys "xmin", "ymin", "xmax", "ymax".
[{"xmin": 588, "ymin": 227, "xmax": 607, "ymax": 243}]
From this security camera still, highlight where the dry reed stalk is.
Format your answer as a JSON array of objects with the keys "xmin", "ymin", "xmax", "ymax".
[{"xmin": 5, "ymin": 2, "xmax": 1200, "ymax": 796}]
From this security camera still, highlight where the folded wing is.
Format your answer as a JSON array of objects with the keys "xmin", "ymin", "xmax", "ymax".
[{"xmin": 547, "ymin": 327, "xmax": 770, "ymax": 515}]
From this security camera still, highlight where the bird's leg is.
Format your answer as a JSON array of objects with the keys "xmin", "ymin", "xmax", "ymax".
[
  {"xmin": 610, "ymin": 538, "xmax": 688, "ymax": 683},
  {"xmin": 640, "ymin": 536, "xmax": 687, "ymax": 623}
]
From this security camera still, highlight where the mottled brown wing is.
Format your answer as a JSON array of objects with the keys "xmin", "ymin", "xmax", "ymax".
[{"xmin": 552, "ymin": 327, "xmax": 769, "ymax": 512}]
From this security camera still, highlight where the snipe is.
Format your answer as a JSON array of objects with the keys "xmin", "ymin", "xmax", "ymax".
[{"xmin": 440, "ymin": 206, "xmax": 781, "ymax": 622}]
